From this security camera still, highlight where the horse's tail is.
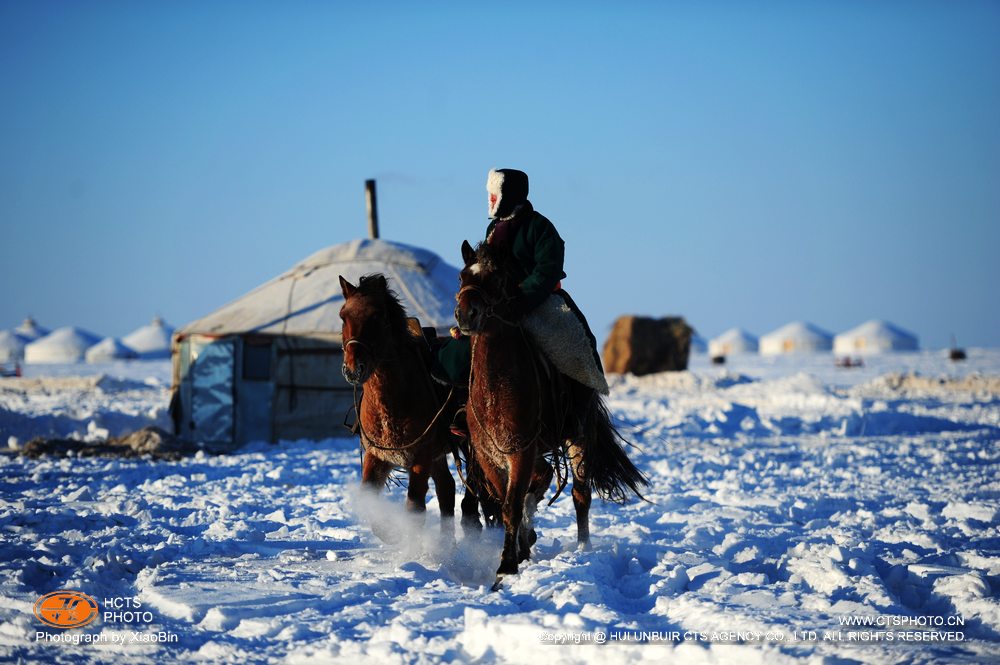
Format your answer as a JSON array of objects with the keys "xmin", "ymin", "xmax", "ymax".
[{"xmin": 582, "ymin": 395, "xmax": 649, "ymax": 503}]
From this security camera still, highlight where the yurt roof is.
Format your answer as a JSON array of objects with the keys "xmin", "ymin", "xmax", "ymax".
[
  {"xmin": 761, "ymin": 321, "xmax": 833, "ymax": 343},
  {"xmin": 179, "ymin": 238, "xmax": 461, "ymax": 338},
  {"xmin": 14, "ymin": 317, "xmax": 49, "ymax": 342},
  {"xmin": 85, "ymin": 337, "xmax": 139, "ymax": 363},
  {"xmin": 123, "ymin": 316, "xmax": 174, "ymax": 357},
  {"xmin": 711, "ymin": 328, "xmax": 758, "ymax": 344},
  {"xmin": 24, "ymin": 326, "xmax": 102, "ymax": 363},
  {"xmin": 837, "ymin": 319, "xmax": 918, "ymax": 343}
]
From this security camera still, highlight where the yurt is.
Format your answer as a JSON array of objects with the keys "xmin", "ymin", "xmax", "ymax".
[
  {"xmin": 85, "ymin": 337, "xmax": 139, "ymax": 363},
  {"xmin": 14, "ymin": 317, "xmax": 49, "ymax": 342},
  {"xmin": 123, "ymin": 316, "xmax": 174, "ymax": 360},
  {"xmin": 834, "ymin": 320, "xmax": 919, "ymax": 354},
  {"xmin": 172, "ymin": 238, "xmax": 461, "ymax": 449},
  {"xmin": 708, "ymin": 328, "xmax": 759, "ymax": 356},
  {"xmin": 0, "ymin": 330, "xmax": 25, "ymax": 364},
  {"xmin": 24, "ymin": 327, "xmax": 102, "ymax": 364},
  {"xmin": 760, "ymin": 321, "xmax": 833, "ymax": 355}
]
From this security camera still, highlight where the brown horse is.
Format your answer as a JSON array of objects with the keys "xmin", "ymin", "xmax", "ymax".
[
  {"xmin": 454, "ymin": 240, "xmax": 648, "ymax": 585},
  {"xmin": 339, "ymin": 273, "xmax": 491, "ymax": 534}
]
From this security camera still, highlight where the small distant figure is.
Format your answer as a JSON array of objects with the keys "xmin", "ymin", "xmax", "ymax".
[
  {"xmin": 949, "ymin": 334, "xmax": 966, "ymax": 362},
  {"xmin": 835, "ymin": 356, "xmax": 864, "ymax": 368},
  {"xmin": 711, "ymin": 355, "xmax": 726, "ymax": 365}
]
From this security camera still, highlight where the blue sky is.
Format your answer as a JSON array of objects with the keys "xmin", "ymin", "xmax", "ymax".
[{"xmin": 2, "ymin": 1, "xmax": 998, "ymax": 348}]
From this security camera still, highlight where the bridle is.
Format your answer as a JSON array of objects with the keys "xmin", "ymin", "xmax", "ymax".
[
  {"xmin": 342, "ymin": 336, "xmax": 375, "ymax": 356},
  {"xmin": 342, "ymin": 327, "xmax": 398, "ymax": 370},
  {"xmin": 456, "ymin": 283, "xmax": 519, "ymax": 328}
]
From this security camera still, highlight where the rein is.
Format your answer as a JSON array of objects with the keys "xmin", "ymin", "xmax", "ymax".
[
  {"xmin": 351, "ymin": 332, "xmax": 487, "ymax": 501},
  {"xmin": 352, "ymin": 344, "xmax": 455, "ymax": 453}
]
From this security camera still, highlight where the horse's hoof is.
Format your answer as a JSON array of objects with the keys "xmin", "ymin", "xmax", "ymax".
[
  {"xmin": 461, "ymin": 516, "xmax": 483, "ymax": 531},
  {"xmin": 496, "ymin": 560, "xmax": 519, "ymax": 577},
  {"xmin": 577, "ymin": 538, "xmax": 592, "ymax": 551},
  {"xmin": 491, "ymin": 576, "xmax": 505, "ymax": 592}
]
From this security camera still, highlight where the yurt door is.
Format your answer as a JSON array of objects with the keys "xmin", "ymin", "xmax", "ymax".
[{"xmin": 188, "ymin": 337, "xmax": 235, "ymax": 447}]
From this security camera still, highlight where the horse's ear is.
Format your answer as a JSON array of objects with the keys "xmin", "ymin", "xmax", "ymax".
[
  {"xmin": 339, "ymin": 275, "xmax": 357, "ymax": 299},
  {"xmin": 461, "ymin": 240, "xmax": 475, "ymax": 267},
  {"xmin": 376, "ymin": 274, "xmax": 388, "ymax": 290}
]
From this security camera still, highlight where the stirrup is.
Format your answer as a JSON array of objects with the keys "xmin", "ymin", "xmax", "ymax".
[{"xmin": 449, "ymin": 407, "xmax": 469, "ymax": 440}]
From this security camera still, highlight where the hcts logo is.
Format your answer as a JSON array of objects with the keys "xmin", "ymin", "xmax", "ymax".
[{"xmin": 33, "ymin": 591, "xmax": 100, "ymax": 629}]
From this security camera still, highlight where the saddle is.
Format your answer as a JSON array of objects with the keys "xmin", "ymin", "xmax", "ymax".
[
  {"xmin": 406, "ymin": 318, "xmax": 438, "ymax": 348},
  {"xmin": 407, "ymin": 318, "xmax": 458, "ymax": 404}
]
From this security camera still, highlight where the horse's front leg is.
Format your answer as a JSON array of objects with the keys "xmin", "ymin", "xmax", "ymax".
[
  {"xmin": 361, "ymin": 452, "xmax": 399, "ymax": 543},
  {"xmin": 566, "ymin": 440, "xmax": 591, "ymax": 548},
  {"xmin": 430, "ymin": 456, "xmax": 456, "ymax": 531},
  {"xmin": 497, "ymin": 450, "xmax": 533, "ymax": 579},
  {"xmin": 464, "ymin": 445, "xmax": 504, "ymax": 531},
  {"xmin": 362, "ymin": 452, "xmax": 394, "ymax": 491},
  {"xmin": 519, "ymin": 457, "xmax": 553, "ymax": 556},
  {"xmin": 406, "ymin": 463, "xmax": 432, "ymax": 514}
]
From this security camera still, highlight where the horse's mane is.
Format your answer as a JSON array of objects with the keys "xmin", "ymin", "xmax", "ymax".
[
  {"xmin": 471, "ymin": 242, "xmax": 518, "ymax": 296},
  {"xmin": 356, "ymin": 273, "xmax": 410, "ymax": 335},
  {"xmin": 473, "ymin": 241, "xmax": 500, "ymax": 272}
]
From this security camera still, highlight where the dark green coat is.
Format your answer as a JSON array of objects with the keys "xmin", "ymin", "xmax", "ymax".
[
  {"xmin": 485, "ymin": 208, "xmax": 566, "ymax": 312},
  {"xmin": 434, "ymin": 206, "xmax": 574, "ymax": 387}
]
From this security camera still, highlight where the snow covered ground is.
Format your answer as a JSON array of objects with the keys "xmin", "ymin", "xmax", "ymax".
[{"xmin": 0, "ymin": 351, "xmax": 998, "ymax": 663}]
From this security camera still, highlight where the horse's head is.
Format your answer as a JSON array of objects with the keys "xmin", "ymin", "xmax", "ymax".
[
  {"xmin": 339, "ymin": 273, "xmax": 405, "ymax": 385},
  {"xmin": 455, "ymin": 240, "xmax": 519, "ymax": 334}
]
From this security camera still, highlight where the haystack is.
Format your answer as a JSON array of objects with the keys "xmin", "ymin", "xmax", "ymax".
[{"xmin": 602, "ymin": 315, "xmax": 693, "ymax": 375}]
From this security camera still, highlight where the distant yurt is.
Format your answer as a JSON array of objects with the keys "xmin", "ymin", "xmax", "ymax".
[
  {"xmin": 834, "ymin": 320, "xmax": 919, "ymax": 354},
  {"xmin": 708, "ymin": 328, "xmax": 759, "ymax": 356},
  {"xmin": 760, "ymin": 321, "xmax": 833, "ymax": 355},
  {"xmin": 85, "ymin": 337, "xmax": 139, "ymax": 363},
  {"xmin": 172, "ymin": 238, "xmax": 461, "ymax": 449},
  {"xmin": 0, "ymin": 331, "xmax": 25, "ymax": 363},
  {"xmin": 14, "ymin": 317, "xmax": 49, "ymax": 342},
  {"xmin": 690, "ymin": 333, "xmax": 707, "ymax": 354},
  {"xmin": 24, "ymin": 327, "xmax": 102, "ymax": 364},
  {"xmin": 123, "ymin": 316, "xmax": 174, "ymax": 359}
]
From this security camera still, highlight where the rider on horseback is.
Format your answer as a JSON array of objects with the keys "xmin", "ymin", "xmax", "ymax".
[{"xmin": 434, "ymin": 168, "xmax": 608, "ymax": 412}]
